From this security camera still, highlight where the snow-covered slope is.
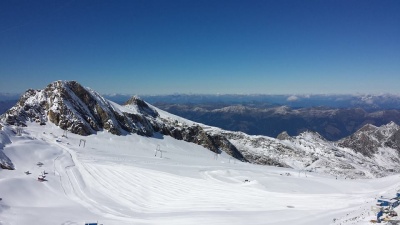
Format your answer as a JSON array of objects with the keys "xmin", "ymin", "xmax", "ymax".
[
  {"xmin": 1, "ymin": 122, "xmax": 400, "ymax": 225},
  {"xmin": 2, "ymin": 81, "xmax": 400, "ymax": 224},
  {"xmin": 212, "ymin": 127, "xmax": 400, "ymax": 179},
  {"xmin": 2, "ymin": 80, "xmax": 400, "ymax": 179}
]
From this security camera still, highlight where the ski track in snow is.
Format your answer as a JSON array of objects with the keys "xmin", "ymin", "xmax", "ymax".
[{"xmin": 1, "ymin": 123, "xmax": 400, "ymax": 225}]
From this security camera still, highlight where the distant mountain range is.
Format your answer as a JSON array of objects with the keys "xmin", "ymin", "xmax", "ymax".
[
  {"xmin": 3, "ymin": 92, "xmax": 400, "ymax": 141},
  {"xmin": 0, "ymin": 93, "xmax": 20, "ymax": 101},
  {"xmin": 0, "ymin": 93, "xmax": 20, "ymax": 117},
  {"xmin": 103, "ymin": 93, "xmax": 400, "ymax": 110},
  {"xmin": 4, "ymin": 92, "xmax": 400, "ymax": 110},
  {"xmin": 103, "ymin": 94, "xmax": 400, "ymax": 141},
  {"xmin": 153, "ymin": 103, "xmax": 400, "ymax": 141},
  {"xmin": 0, "ymin": 100, "xmax": 17, "ymax": 116},
  {"xmin": 2, "ymin": 81, "xmax": 400, "ymax": 179}
]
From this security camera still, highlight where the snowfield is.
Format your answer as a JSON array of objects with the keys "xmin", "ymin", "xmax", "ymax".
[{"xmin": 1, "ymin": 122, "xmax": 400, "ymax": 225}]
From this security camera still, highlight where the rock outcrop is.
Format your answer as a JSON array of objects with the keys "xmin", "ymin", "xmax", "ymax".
[
  {"xmin": 338, "ymin": 122, "xmax": 400, "ymax": 157},
  {"xmin": 0, "ymin": 125, "xmax": 14, "ymax": 170},
  {"xmin": 277, "ymin": 131, "xmax": 291, "ymax": 140}
]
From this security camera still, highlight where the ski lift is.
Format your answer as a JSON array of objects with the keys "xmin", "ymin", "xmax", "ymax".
[
  {"xmin": 155, "ymin": 145, "xmax": 162, "ymax": 158},
  {"xmin": 214, "ymin": 150, "xmax": 219, "ymax": 160},
  {"xmin": 62, "ymin": 130, "xmax": 68, "ymax": 138},
  {"xmin": 16, "ymin": 126, "xmax": 22, "ymax": 136},
  {"xmin": 79, "ymin": 139, "xmax": 86, "ymax": 147}
]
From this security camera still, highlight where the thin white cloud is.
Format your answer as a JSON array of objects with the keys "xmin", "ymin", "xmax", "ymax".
[{"xmin": 287, "ymin": 95, "xmax": 299, "ymax": 102}]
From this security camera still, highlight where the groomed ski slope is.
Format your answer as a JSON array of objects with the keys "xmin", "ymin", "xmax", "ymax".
[{"xmin": 1, "ymin": 123, "xmax": 400, "ymax": 225}]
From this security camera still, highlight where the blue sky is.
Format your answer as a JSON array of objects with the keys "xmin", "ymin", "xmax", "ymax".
[{"xmin": 0, "ymin": 0, "xmax": 399, "ymax": 95}]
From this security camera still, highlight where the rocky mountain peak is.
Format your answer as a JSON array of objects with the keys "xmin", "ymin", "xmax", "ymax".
[
  {"xmin": 123, "ymin": 96, "xmax": 159, "ymax": 118},
  {"xmin": 338, "ymin": 122, "xmax": 400, "ymax": 157},
  {"xmin": 0, "ymin": 81, "xmax": 246, "ymax": 161},
  {"xmin": 1, "ymin": 80, "xmax": 155, "ymax": 136},
  {"xmin": 358, "ymin": 123, "xmax": 378, "ymax": 132},
  {"xmin": 276, "ymin": 131, "xmax": 291, "ymax": 140},
  {"xmin": 379, "ymin": 121, "xmax": 399, "ymax": 134},
  {"xmin": 385, "ymin": 121, "xmax": 398, "ymax": 127},
  {"xmin": 298, "ymin": 130, "xmax": 326, "ymax": 141}
]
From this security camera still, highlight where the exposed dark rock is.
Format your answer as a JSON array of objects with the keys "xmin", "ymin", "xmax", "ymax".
[
  {"xmin": 277, "ymin": 131, "xmax": 291, "ymax": 140},
  {"xmin": 156, "ymin": 121, "xmax": 246, "ymax": 162},
  {"xmin": 0, "ymin": 127, "xmax": 14, "ymax": 170},
  {"xmin": 338, "ymin": 122, "xmax": 400, "ymax": 157},
  {"xmin": 0, "ymin": 163, "xmax": 14, "ymax": 170},
  {"xmin": 124, "ymin": 96, "xmax": 159, "ymax": 118},
  {"xmin": 386, "ymin": 130, "xmax": 400, "ymax": 150}
]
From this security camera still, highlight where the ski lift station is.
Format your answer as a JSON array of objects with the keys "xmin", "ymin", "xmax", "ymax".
[
  {"xmin": 373, "ymin": 191, "xmax": 400, "ymax": 223},
  {"xmin": 377, "ymin": 198, "xmax": 400, "ymax": 208}
]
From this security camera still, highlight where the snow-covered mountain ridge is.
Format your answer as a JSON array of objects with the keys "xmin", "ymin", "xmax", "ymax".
[
  {"xmin": 338, "ymin": 122, "xmax": 400, "ymax": 157},
  {"xmin": 0, "ymin": 81, "xmax": 245, "ymax": 161},
  {"xmin": 212, "ymin": 125, "xmax": 400, "ymax": 178},
  {"xmin": 1, "ymin": 80, "xmax": 400, "ymax": 178}
]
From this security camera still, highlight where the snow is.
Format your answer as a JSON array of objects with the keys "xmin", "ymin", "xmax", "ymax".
[
  {"xmin": 1, "ymin": 122, "xmax": 400, "ymax": 225},
  {"xmin": 156, "ymin": 105, "xmax": 197, "ymax": 126}
]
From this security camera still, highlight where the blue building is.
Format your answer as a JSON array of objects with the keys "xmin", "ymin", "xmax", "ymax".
[{"xmin": 377, "ymin": 198, "xmax": 399, "ymax": 208}]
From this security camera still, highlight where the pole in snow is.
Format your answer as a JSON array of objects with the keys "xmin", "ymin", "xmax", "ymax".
[
  {"xmin": 79, "ymin": 139, "xmax": 86, "ymax": 147},
  {"xmin": 16, "ymin": 126, "xmax": 22, "ymax": 136},
  {"xmin": 155, "ymin": 145, "xmax": 162, "ymax": 158},
  {"xmin": 62, "ymin": 130, "xmax": 68, "ymax": 138}
]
